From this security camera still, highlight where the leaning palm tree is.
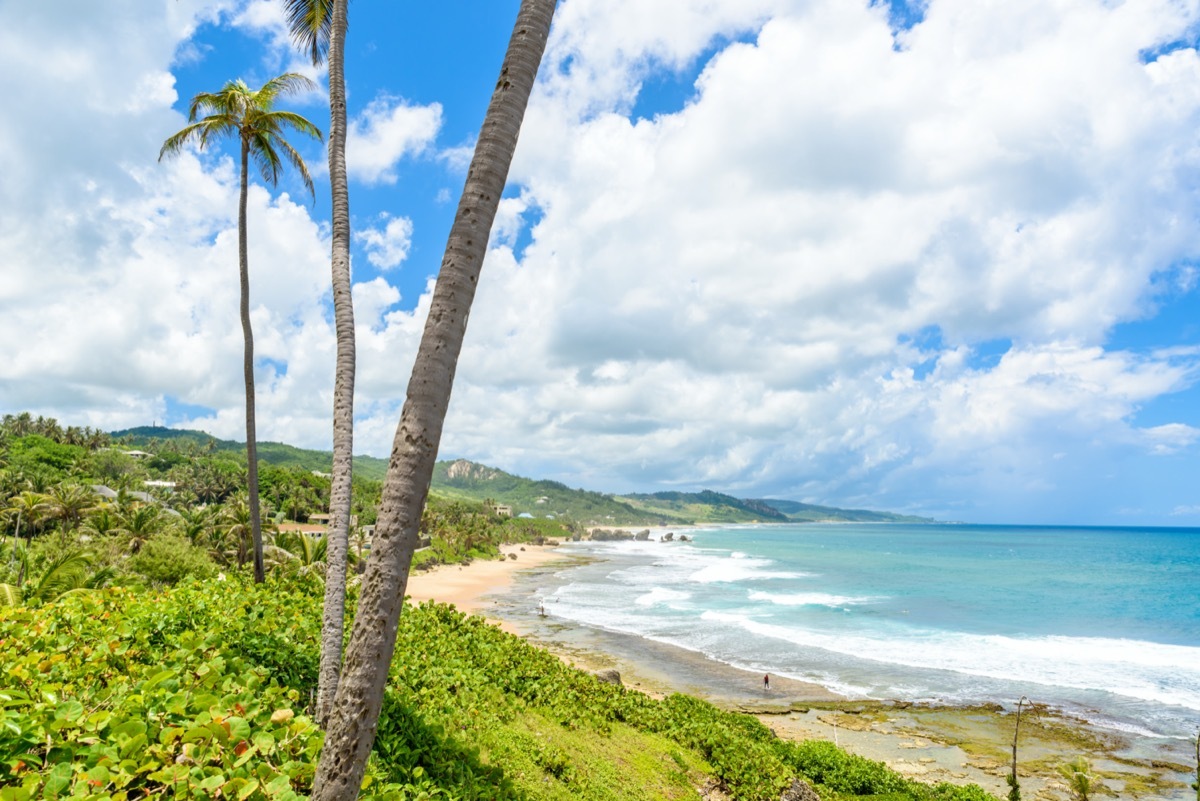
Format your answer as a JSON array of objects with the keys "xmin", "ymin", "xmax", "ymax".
[
  {"xmin": 284, "ymin": 0, "xmax": 355, "ymax": 726},
  {"xmin": 160, "ymin": 74, "xmax": 323, "ymax": 583},
  {"xmin": 310, "ymin": 1, "xmax": 558, "ymax": 796}
]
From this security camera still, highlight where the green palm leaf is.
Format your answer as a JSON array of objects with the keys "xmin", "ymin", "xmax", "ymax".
[{"xmin": 0, "ymin": 582, "xmax": 21, "ymax": 607}]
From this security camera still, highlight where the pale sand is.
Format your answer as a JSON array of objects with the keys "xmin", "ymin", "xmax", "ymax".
[{"xmin": 404, "ymin": 543, "xmax": 567, "ymax": 623}]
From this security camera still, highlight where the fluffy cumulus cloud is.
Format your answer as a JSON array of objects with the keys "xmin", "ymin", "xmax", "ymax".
[
  {"xmin": 356, "ymin": 214, "xmax": 414, "ymax": 270},
  {"xmin": 4, "ymin": 0, "xmax": 1200, "ymax": 525},
  {"xmin": 346, "ymin": 96, "xmax": 443, "ymax": 184}
]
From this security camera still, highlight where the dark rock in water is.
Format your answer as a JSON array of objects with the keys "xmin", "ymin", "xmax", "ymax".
[
  {"xmin": 779, "ymin": 778, "xmax": 820, "ymax": 801},
  {"xmin": 507, "ymin": 552, "xmax": 517, "ymax": 560},
  {"xmin": 571, "ymin": 532, "xmax": 582, "ymax": 542},
  {"xmin": 547, "ymin": 539, "xmax": 559, "ymax": 546},
  {"xmin": 593, "ymin": 669, "xmax": 622, "ymax": 686},
  {"xmin": 590, "ymin": 528, "xmax": 634, "ymax": 541},
  {"xmin": 679, "ymin": 534, "xmax": 690, "ymax": 542},
  {"xmin": 662, "ymin": 532, "xmax": 675, "ymax": 542},
  {"xmin": 635, "ymin": 529, "xmax": 651, "ymax": 541}
]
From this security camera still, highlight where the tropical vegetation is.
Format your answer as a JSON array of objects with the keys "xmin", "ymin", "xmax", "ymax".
[{"xmin": 0, "ymin": 576, "xmax": 998, "ymax": 801}]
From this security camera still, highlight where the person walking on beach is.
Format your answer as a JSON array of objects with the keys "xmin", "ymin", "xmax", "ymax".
[{"xmin": 763, "ymin": 674, "xmax": 770, "ymax": 692}]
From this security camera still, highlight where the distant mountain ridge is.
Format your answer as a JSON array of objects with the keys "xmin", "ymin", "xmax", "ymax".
[
  {"xmin": 111, "ymin": 428, "xmax": 931, "ymax": 525},
  {"xmin": 751, "ymin": 498, "xmax": 932, "ymax": 524}
]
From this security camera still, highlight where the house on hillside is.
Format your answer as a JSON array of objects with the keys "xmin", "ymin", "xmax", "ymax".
[{"xmin": 490, "ymin": 504, "xmax": 513, "ymax": 517}]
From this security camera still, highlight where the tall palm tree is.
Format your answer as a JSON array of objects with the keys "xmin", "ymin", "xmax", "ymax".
[
  {"xmin": 284, "ymin": 0, "xmax": 355, "ymax": 726},
  {"xmin": 159, "ymin": 74, "xmax": 323, "ymax": 583},
  {"xmin": 4, "ymin": 491, "xmax": 49, "ymax": 583},
  {"xmin": 310, "ymin": 1, "xmax": 558, "ymax": 796}
]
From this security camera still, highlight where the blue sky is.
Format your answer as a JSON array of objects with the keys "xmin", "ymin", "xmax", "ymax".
[{"xmin": 2, "ymin": 0, "xmax": 1200, "ymax": 526}]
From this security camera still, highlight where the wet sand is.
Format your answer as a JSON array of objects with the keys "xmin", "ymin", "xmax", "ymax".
[{"xmin": 407, "ymin": 543, "xmax": 1195, "ymax": 800}]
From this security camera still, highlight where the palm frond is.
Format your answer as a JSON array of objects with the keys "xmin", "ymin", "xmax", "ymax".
[
  {"xmin": 249, "ymin": 133, "xmax": 286, "ymax": 187},
  {"xmin": 0, "ymin": 583, "xmax": 20, "ymax": 608},
  {"xmin": 30, "ymin": 552, "xmax": 93, "ymax": 604},
  {"xmin": 282, "ymin": 0, "xmax": 335, "ymax": 65},
  {"xmin": 259, "ymin": 73, "xmax": 319, "ymax": 104},
  {"xmin": 271, "ymin": 135, "xmax": 317, "ymax": 199}
]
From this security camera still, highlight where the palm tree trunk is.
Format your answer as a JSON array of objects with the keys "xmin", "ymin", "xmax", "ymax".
[
  {"xmin": 317, "ymin": 0, "xmax": 354, "ymax": 727},
  {"xmin": 309, "ymin": 1, "xmax": 557, "ymax": 796},
  {"xmin": 239, "ymin": 137, "xmax": 266, "ymax": 584}
]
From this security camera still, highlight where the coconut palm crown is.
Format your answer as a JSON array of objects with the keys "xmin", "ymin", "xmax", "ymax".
[
  {"xmin": 158, "ymin": 74, "xmax": 322, "ymax": 583},
  {"xmin": 159, "ymin": 73, "xmax": 322, "ymax": 198}
]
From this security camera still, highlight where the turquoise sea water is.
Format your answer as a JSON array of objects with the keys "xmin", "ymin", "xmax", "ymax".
[{"xmin": 533, "ymin": 524, "xmax": 1200, "ymax": 741}]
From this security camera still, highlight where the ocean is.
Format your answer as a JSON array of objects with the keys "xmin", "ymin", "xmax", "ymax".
[{"xmin": 521, "ymin": 523, "xmax": 1200, "ymax": 745}]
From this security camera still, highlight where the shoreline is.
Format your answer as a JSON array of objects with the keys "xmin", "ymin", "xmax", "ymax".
[{"xmin": 406, "ymin": 542, "xmax": 1195, "ymax": 800}]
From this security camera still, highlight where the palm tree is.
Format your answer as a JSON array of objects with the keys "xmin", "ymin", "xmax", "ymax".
[
  {"xmin": 310, "ymin": 1, "xmax": 558, "ymax": 796},
  {"xmin": 160, "ymin": 74, "xmax": 323, "ymax": 583},
  {"xmin": 5, "ymin": 491, "xmax": 49, "ymax": 583},
  {"xmin": 42, "ymin": 483, "xmax": 97, "ymax": 543},
  {"xmin": 284, "ymin": 0, "xmax": 355, "ymax": 726}
]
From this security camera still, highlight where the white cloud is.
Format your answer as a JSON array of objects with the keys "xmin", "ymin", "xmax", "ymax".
[
  {"xmin": 356, "ymin": 215, "xmax": 414, "ymax": 270},
  {"xmin": 1141, "ymin": 422, "xmax": 1200, "ymax": 455},
  {"xmin": 346, "ymin": 96, "xmax": 442, "ymax": 184},
  {"xmin": 5, "ymin": 0, "xmax": 1200, "ymax": 525}
]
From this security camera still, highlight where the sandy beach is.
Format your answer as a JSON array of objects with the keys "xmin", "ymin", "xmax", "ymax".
[
  {"xmin": 404, "ymin": 543, "xmax": 568, "ymax": 624},
  {"xmin": 404, "ymin": 542, "xmax": 1195, "ymax": 800}
]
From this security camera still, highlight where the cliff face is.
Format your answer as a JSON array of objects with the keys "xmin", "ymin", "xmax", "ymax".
[{"xmin": 445, "ymin": 459, "xmax": 502, "ymax": 482}]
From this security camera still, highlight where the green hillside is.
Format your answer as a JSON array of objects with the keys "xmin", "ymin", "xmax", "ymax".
[
  {"xmin": 111, "ymin": 425, "xmax": 391, "ymax": 481},
  {"xmin": 431, "ymin": 459, "xmax": 689, "ymax": 525},
  {"xmin": 753, "ymin": 498, "xmax": 933, "ymax": 524},
  {"xmin": 108, "ymin": 428, "xmax": 931, "ymax": 525},
  {"xmin": 620, "ymin": 490, "xmax": 789, "ymax": 524}
]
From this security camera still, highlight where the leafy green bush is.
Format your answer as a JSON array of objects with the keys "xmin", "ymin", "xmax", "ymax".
[{"xmin": 129, "ymin": 534, "xmax": 216, "ymax": 585}]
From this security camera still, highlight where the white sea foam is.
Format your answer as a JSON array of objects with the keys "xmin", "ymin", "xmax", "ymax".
[
  {"xmin": 635, "ymin": 587, "xmax": 692, "ymax": 607},
  {"xmin": 688, "ymin": 557, "xmax": 810, "ymax": 583},
  {"xmin": 699, "ymin": 610, "xmax": 1200, "ymax": 711},
  {"xmin": 748, "ymin": 590, "xmax": 877, "ymax": 607}
]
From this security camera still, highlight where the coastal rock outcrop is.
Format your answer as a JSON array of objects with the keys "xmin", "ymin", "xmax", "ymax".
[
  {"xmin": 779, "ymin": 778, "xmax": 820, "ymax": 801},
  {"xmin": 593, "ymin": 669, "xmax": 622, "ymax": 686},
  {"xmin": 662, "ymin": 532, "xmax": 675, "ymax": 542},
  {"xmin": 590, "ymin": 529, "xmax": 634, "ymax": 542},
  {"xmin": 635, "ymin": 529, "xmax": 651, "ymax": 541}
]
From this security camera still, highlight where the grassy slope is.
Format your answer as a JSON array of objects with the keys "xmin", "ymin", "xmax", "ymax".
[{"xmin": 0, "ymin": 580, "xmax": 994, "ymax": 801}]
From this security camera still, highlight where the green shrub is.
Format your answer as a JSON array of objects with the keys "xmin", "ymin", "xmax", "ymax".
[{"xmin": 128, "ymin": 534, "xmax": 216, "ymax": 585}]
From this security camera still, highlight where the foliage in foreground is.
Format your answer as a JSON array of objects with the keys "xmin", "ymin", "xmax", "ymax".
[{"xmin": 0, "ymin": 580, "xmax": 996, "ymax": 801}]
